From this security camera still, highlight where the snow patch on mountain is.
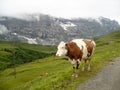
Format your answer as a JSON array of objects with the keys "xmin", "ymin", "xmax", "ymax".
[
  {"xmin": 19, "ymin": 36, "xmax": 37, "ymax": 44},
  {"xmin": 12, "ymin": 33, "xmax": 37, "ymax": 44},
  {"xmin": 24, "ymin": 37, "xmax": 37, "ymax": 44},
  {"xmin": 87, "ymin": 18, "xmax": 103, "ymax": 25},
  {"xmin": 60, "ymin": 22, "xmax": 76, "ymax": 30},
  {"xmin": 95, "ymin": 18, "xmax": 103, "ymax": 25},
  {"xmin": 0, "ymin": 25, "xmax": 9, "ymax": 34}
]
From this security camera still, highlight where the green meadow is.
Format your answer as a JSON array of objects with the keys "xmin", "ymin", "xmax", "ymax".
[{"xmin": 0, "ymin": 30, "xmax": 120, "ymax": 90}]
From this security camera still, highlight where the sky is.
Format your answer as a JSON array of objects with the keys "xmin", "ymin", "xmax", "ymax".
[{"xmin": 0, "ymin": 0, "xmax": 120, "ymax": 23}]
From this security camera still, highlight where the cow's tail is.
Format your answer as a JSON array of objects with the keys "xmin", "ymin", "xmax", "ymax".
[
  {"xmin": 92, "ymin": 40, "xmax": 96, "ymax": 47},
  {"xmin": 90, "ymin": 40, "xmax": 96, "ymax": 57}
]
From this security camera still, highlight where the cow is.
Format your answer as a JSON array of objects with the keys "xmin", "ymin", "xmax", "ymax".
[{"xmin": 56, "ymin": 39, "xmax": 96, "ymax": 77}]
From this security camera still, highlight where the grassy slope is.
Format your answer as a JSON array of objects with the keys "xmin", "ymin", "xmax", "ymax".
[
  {"xmin": 0, "ymin": 30, "xmax": 120, "ymax": 90},
  {"xmin": 0, "ymin": 41, "xmax": 56, "ymax": 70}
]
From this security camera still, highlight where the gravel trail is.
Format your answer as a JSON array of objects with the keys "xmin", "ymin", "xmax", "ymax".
[{"xmin": 76, "ymin": 57, "xmax": 120, "ymax": 90}]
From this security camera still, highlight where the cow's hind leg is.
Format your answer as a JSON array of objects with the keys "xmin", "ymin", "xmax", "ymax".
[
  {"xmin": 82, "ymin": 59, "xmax": 87, "ymax": 71},
  {"xmin": 82, "ymin": 59, "xmax": 91, "ymax": 71},
  {"xmin": 88, "ymin": 59, "xmax": 91, "ymax": 71}
]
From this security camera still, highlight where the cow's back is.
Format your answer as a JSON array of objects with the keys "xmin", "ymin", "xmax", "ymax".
[{"xmin": 72, "ymin": 39, "xmax": 96, "ymax": 59}]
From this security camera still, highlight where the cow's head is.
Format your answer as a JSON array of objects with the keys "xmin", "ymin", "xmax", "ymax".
[{"xmin": 56, "ymin": 41, "xmax": 68, "ymax": 57}]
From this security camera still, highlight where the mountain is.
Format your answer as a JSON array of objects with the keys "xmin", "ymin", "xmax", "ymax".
[{"xmin": 0, "ymin": 14, "xmax": 120, "ymax": 45}]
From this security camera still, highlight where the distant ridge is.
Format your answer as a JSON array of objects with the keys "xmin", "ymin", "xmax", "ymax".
[{"xmin": 0, "ymin": 14, "xmax": 120, "ymax": 45}]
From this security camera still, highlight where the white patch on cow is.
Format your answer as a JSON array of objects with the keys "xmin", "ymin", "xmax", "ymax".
[
  {"xmin": 77, "ymin": 59, "xmax": 81, "ymax": 64},
  {"xmin": 72, "ymin": 39, "xmax": 88, "ymax": 59},
  {"xmin": 56, "ymin": 41, "xmax": 68, "ymax": 56},
  {"xmin": 69, "ymin": 59, "xmax": 76, "ymax": 65}
]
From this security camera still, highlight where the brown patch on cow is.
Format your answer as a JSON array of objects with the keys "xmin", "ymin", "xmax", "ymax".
[
  {"xmin": 65, "ymin": 42, "xmax": 83, "ymax": 60},
  {"xmin": 83, "ymin": 39, "xmax": 94, "ymax": 57}
]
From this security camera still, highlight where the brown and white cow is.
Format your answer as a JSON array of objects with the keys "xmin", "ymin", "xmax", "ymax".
[{"xmin": 56, "ymin": 39, "xmax": 96, "ymax": 77}]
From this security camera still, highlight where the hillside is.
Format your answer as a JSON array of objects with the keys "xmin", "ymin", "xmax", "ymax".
[
  {"xmin": 0, "ymin": 14, "xmax": 120, "ymax": 45},
  {"xmin": 0, "ymin": 30, "xmax": 120, "ymax": 90},
  {"xmin": 0, "ymin": 41, "xmax": 56, "ymax": 70},
  {"xmin": 96, "ymin": 30, "xmax": 120, "ymax": 43}
]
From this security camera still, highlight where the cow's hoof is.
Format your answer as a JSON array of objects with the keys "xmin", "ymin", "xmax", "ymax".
[
  {"xmin": 72, "ymin": 73, "xmax": 75, "ymax": 77},
  {"xmin": 75, "ymin": 74, "xmax": 79, "ymax": 77},
  {"xmin": 72, "ymin": 73, "xmax": 79, "ymax": 77},
  {"xmin": 72, "ymin": 74, "xmax": 74, "ymax": 77},
  {"xmin": 88, "ymin": 67, "xmax": 91, "ymax": 71}
]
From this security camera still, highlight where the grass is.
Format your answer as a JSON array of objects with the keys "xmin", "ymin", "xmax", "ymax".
[
  {"xmin": 0, "ymin": 41, "xmax": 56, "ymax": 70},
  {"xmin": 0, "ymin": 30, "xmax": 120, "ymax": 90}
]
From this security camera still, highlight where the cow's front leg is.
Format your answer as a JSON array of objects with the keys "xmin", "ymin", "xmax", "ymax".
[
  {"xmin": 69, "ymin": 59, "xmax": 76, "ymax": 74},
  {"xmin": 69, "ymin": 59, "xmax": 80, "ymax": 77},
  {"xmin": 68, "ymin": 59, "xmax": 76, "ymax": 76},
  {"xmin": 76, "ymin": 59, "xmax": 81, "ymax": 69},
  {"xmin": 72, "ymin": 65, "xmax": 78, "ymax": 77}
]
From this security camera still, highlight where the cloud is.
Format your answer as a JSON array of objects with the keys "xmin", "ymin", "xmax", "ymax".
[{"xmin": 0, "ymin": 0, "xmax": 120, "ymax": 23}]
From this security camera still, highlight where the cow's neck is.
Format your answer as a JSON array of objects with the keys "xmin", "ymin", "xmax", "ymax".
[{"xmin": 65, "ymin": 44, "xmax": 70, "ymax": 57}]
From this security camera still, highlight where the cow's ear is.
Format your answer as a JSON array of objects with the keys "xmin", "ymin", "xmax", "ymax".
[
  {"xmin": 65, "ymin": 43, "xmax": 70, "ymax": 50},
  {"xmin": 65, "ymin": 43, "xmax": 68, "ymax": 49}
]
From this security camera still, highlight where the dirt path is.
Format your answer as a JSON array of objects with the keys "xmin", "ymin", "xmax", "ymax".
[{"xmin": 76, "ymin": 57, "xmax": 120, "ymax": 90}]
